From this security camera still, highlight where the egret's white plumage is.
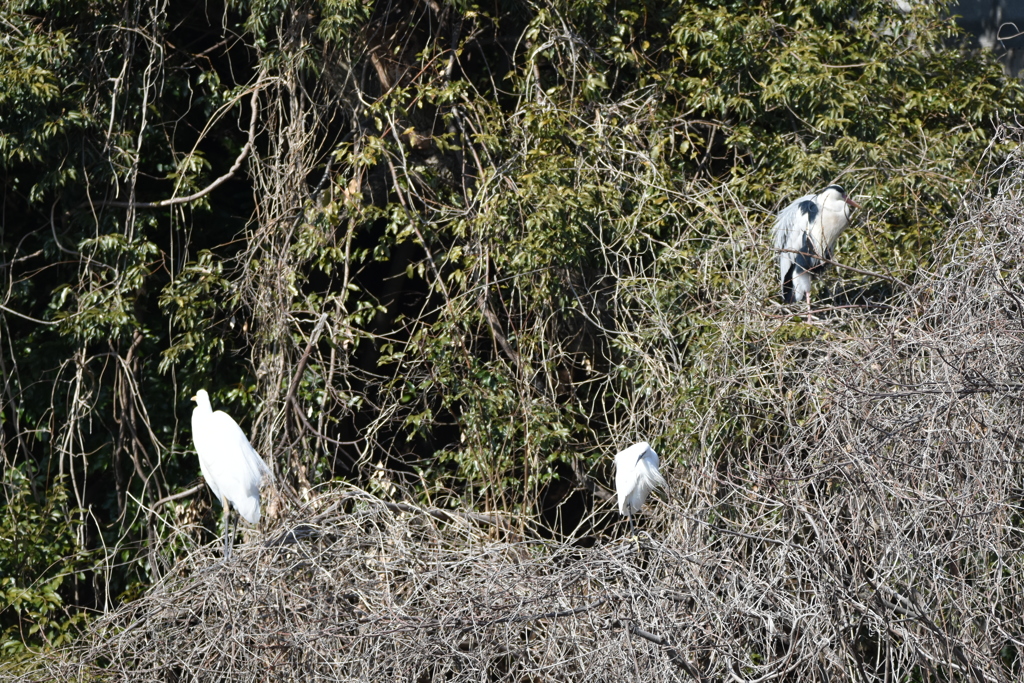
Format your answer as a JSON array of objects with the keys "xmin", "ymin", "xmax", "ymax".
[
  {"xmin": 614, "ymin": 441, "xmax": 665, "ymax": 522},
  {"xmin": 191, "ymin": 389, "xmax": 271, "ymax": 555},
  {"xmin": 772, "ymin": 184, "xmax": 860, "ymax": 309}
]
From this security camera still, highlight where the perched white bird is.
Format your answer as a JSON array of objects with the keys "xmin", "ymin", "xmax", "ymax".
[
  {"xmin": 772, "ymin": 184, "xmax": 860, "ymax": 312},
  {"xmin": 191, "ymin": 389, "xmax": 272, "ymax": 557},
  {"xmin": 614, "ymin": 441, "xmax": 666, "ymax": 535}
]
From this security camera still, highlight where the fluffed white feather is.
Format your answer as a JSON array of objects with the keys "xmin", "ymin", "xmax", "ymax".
[
  {"xmin": 191, "ymin": 389, "xmax": 272, "ymax": 524},
  {"xmin": 614, "ymin": 441, "xmax": 666, "ymax": 516}
]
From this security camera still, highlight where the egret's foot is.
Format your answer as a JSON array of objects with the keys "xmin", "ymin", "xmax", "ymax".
[{"xmin": 629, "ymin": 534, "xmax": 642, "ymax": 554}]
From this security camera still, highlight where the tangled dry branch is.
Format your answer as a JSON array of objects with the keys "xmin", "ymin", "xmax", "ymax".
[{"xmin": 22, "ymin": 135, "xmax": 1024, "ymax": 682}]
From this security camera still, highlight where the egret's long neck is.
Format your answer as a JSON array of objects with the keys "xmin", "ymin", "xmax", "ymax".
[{"xmin": 192, "ymin": 399, "xmax": 213, "ymax": 419}]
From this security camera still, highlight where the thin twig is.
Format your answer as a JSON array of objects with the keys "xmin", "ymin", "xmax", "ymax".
[{"xmin": 101, "ymin": 82, "xmax": 264, "ymax": 209}]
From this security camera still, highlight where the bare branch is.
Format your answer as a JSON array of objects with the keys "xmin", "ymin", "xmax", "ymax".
[{"xmin": 102, "ymin": 82, "xmax": 265, "ymax": 209}]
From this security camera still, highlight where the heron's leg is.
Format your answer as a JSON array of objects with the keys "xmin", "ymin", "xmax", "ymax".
[{"xmin": 805, "ymin": 291, "xmax": 821, "ymax": 322}]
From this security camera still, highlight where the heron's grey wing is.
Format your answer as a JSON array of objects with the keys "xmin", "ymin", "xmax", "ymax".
[
  {"xmin": 773, "ymin": 195, "xmax": 815, "ymax": 280},
  {"xmin": 773, "ymin": 195, "xmax": 816, "ymax": 248}
]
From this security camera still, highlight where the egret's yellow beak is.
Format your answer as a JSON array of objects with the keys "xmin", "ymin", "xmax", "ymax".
[{"xmin": 190, "ymin": 394, "xmax": 198, "ymax": 402}]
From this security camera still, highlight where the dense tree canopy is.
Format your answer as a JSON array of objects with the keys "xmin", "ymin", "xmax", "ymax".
[{"xmin": 2, "ymin": 0, "xmax": 1022, "ymax": 662}]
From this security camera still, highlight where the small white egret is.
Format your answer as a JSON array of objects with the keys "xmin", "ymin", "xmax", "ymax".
[
  {"xmin": 772, "ymin": 184, "xmax": 860, "ymax": 314},
  {"xmin": 614, "ymin": 441, "xmax": 665, "ymax": 536},
  {"xmin": 190, "ymin": 389, "xmax": 272, "ymax": 558}
]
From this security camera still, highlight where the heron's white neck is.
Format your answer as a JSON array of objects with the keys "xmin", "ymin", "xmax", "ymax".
[{"xmin": 812, "ymin": 202, "xmax": 851, "ymax": 255}]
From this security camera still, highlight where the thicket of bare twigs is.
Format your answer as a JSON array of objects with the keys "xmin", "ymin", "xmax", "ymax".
[
  {"xmin": 9, "ymin": 0, "xmax": 1024, "ymax": 663},
  {"xmin": 14, "ymin": 137, "xmax": 1023, "ymax": 682}
]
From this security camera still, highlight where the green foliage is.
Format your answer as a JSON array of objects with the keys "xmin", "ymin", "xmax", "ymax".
[
  {"xmin": 0, "ymin": 468, "xmax": 91, "ymax": 657},
  {"xmin": 353, "ymin": 0, "xmax": 1023, "ymax": 508},
  {"xmin": 158, "ymin": 250, "xmax": 233, "ymax": 373},
  {"xmin": 0, "ymin": 6, "xmax": 87, "ymax": 185},
  {"xmin": 2, "ymin": 0, "xmax": 1023, "ymax": 660}
]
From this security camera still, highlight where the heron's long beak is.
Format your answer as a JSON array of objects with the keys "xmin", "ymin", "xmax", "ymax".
[{"xmin": 845, "ymin": 197, "xmax": 861, "ymax": 210}]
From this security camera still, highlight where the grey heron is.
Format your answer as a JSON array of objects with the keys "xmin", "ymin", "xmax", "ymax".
[{"xmin": 772, "ymin": 184, "xmax": 860, "ymax": 313}]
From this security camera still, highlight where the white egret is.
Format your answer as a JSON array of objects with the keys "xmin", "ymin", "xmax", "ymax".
[
  {"xmin": 614, "ymin": 441, "xmax": 665, "ymax": 536},
  {"xmin": 772, "ymin": 184, "xmax": 860, "ymax": 313},
  {"xmin": 190, "ymin": 389, "xmax": 272, "ymax": 558}
]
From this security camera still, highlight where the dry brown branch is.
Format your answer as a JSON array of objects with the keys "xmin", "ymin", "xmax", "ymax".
[
  {"xmin": 0, "ymin": 302, "xmax": 56, "ymax": 325},
  {"xmin": 32, "ymin": 491, "xmax": 723, "ymax": 681},
  {"xmin": 101, "ymin": 82, "xmax": 265, "ymax": 209},
  {"xmin": 29, "ymin": 103, "xmax": 1024, "ymax": 682},
  {"xmin": 771, "ymin": 245, "xmax": 911, "ymax": 288},
  {"xmin": 152, "ymin": 483, "xmax": 204, "ymax": 509}
]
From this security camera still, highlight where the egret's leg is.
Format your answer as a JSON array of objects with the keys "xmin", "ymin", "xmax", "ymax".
[
  {"xmin": 221, "ymin": 497, "xmax": 231, "ymax": 559},
  {"xmin": 628, "ymin": 514, "xmax": 643, "ymax": 553}
]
